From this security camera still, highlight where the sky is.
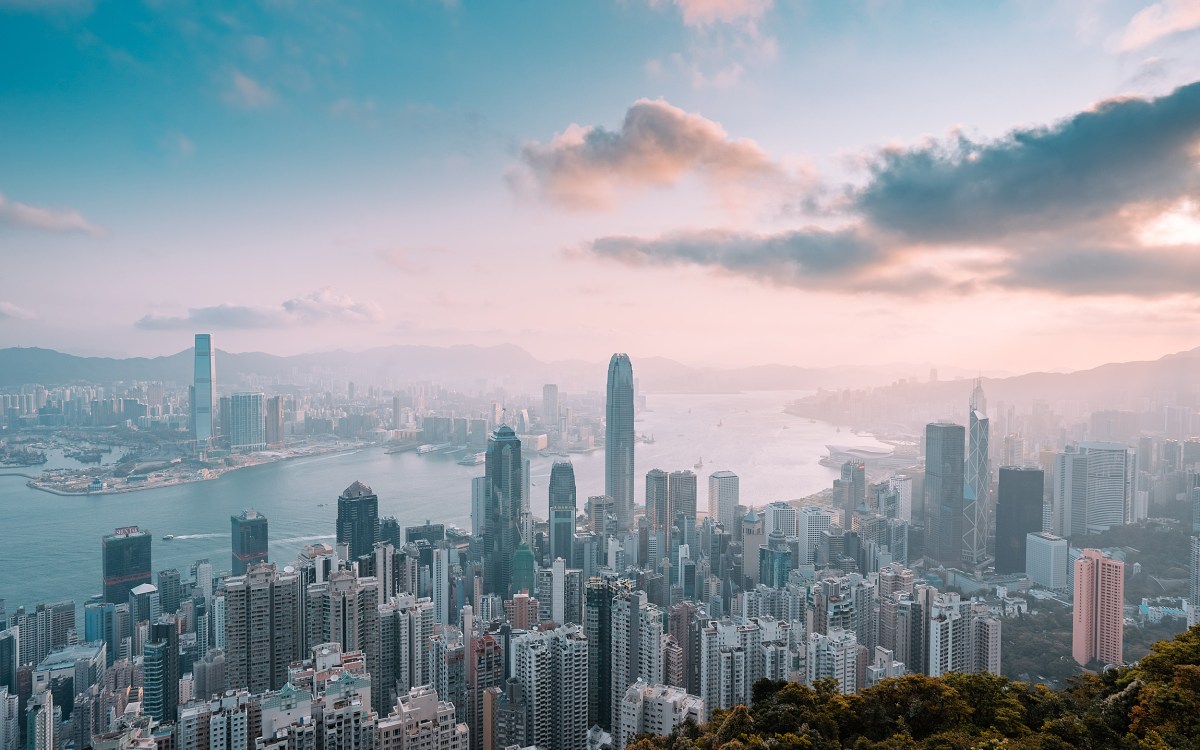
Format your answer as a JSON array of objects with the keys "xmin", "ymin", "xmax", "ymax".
[{"xmin": 2, "ymin": 0, "xmax": 1200, "ymax": 372}]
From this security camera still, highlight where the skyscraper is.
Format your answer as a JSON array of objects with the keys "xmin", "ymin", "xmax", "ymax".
[
  {"xmin": 102, "ymin": 526, "xmax": 152, "ymax": 605},
  {"xmin": 483, "ymin": 426, "xmax": 523, "ymax": 597},
  {"xmin": 192, "ymin": 333, "xmax": 215, "ymax": 449},
  {"xmin": 645, "ymin": 469, "xmax": 669, "ymax": 530},
  {"xmin": 265, "ymin": 395, "xmax": 284, "ymax": 445},
  {"xmin": 965, "ymin": 380, "xmax": 990, "ymax": 565},
  {"xmin": 222, "ymin": 564, "xmax": 302, "ymax": 694},
  {"xmin": 1072, "ymin": 549, "xmax": 1124, "ymax": 666},
  {"xmin": 231, "ymin": 510, "xmax": 269, "ymax": 575},
  {"xmin": 542, "ymin": 385, "xmax": 559, "ymax": 430},
  {"xmin": 994, "ymin": 467, "xmax": 1044, "ymax": 574},
  {"xmin": 1055, "ymin": 444, "xmax": 1135, "ymax": 536},
  {"xmin": 605, "ymin": 354, "xmax": 635, "ymax": 530},
  {"xmin": 668, "ymin": 470, "xmax": 698, "ymax": 524},
  {"xmin": 708, "ymin": 471, "xmax": 739, "ymax": 530},
  {"xmin": 924, "ymin": 423, "xmax": 966, "ymax": 566},
  {"xmin": 143, "ymin": 615, "xmax": 180, "ymax": 723},
  {"xmin": 548, "ymin": 461, "xmax": 577, "ymax": 565},
  {"xmin": 229, "ymin": 392, "xmax": 266, "ymax": 452},
  {"xmin": 336, "ymin": 481, "xmax": 380, "ymax": 562}
]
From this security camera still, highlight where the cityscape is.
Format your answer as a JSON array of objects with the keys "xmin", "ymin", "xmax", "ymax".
[{"xmin": 4, "ymin": 2, "xmax": 1200, "ymax": 750}]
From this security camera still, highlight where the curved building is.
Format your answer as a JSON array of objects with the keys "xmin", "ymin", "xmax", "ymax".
[{"xmin": 605, "ymin": 354, "xmax": 635, "ymax": 530}]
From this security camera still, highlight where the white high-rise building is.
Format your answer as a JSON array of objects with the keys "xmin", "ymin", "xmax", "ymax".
[
  {"xmin": 1026, "ymin": 532, "xmax": 1069, "ymax": 590},
  {"xmin": 888, "ymin": 476, "xmax": 913, "ymax": 524},
  {"xmin": 0, "ymin": 687, "xmax": 19, "ymax": 750},
  {"xmin": 927, "ymin": 593, "xmax": 968, "ymax": 677},
  {"xmin": 1055, "ymin": 444, "xmax": 1134, "ymax": 536},
  {"xmin": 377, "ymin": 686, "xmax": 468, "ymax": 750},
  {"xmin": 617, "ymin": 680, "xmax": 704, "ymax": 750},
  {"xmin": 513, "ymin": 626, "xmax": 589, "ymax": 750},
  {"xmin": 229, "ymin": 392, "xmax": 266, "ymax": 452},
  {"xmin": 765, "ymin": 501, "xmax": 798, "ymax": 538},
  {"xmin": 964, "ymin": 380, "xmax": 990, "ymax": 565},
  {"xmin": 610, "ymin": 591, "xmax": 663, "ymax": 731},
  {"xmin": 796, "ymin": 506, "xmax": 832, "ymax": 566},
  {"xmin": 806, "ymin": 628, "xmax": 857, "ymax": 694},
  {"xmin": 432, "ymin": 545, "xmax": 452, "ymax": 626},
  {"xmin": 708, "ymin": 471, "xmax": 740, "ymax": 530}
]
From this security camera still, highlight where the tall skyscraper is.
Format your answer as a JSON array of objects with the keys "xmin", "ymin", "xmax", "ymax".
[
  {"xmin": 668, "ymin": 470, "xmax": 698, "ymax": 524},
  {"xmin": 192, "ymin": 333, "xmax": 215, "ymax": 449},
  {"xmin": 645, "ymin": 469, "xmax": 669, "ymax": 530},
  {"xmin": 542, "ymin": 385, "xmax": 559, "ymax": 430},
  {"xmin": 708, "ymin": 471, "xmax": 739, "ymax": 530},
  {"xmin": 994, "ymin": 467, "xmax": 1044, "ymax": 574},
  {"xmin": 102, "ymin": 526, "xmax": 152, "ymax": 605},
  {"xmin": 265, "ymin": 395, "xmax": 284, "ymax": 445},
  {"xmin": 1055, "ymin": 444, "xmax": 1135, "ymax": 536},
  {"xmin": 548, "ymin": 461, "xmax": 577, "ymax": 565},
  {"xmin": 1072, "ymin": 549, "xmax": 1124, "ymax": 666},
  {"xmin": 143, "ymin": 615, "xmax": 180, "ymax": 723},
  {"xmin": 231, "ymin": 510, "xmax": 269, "ymax": 575},
  {"xmin": 336, "ymin": 481, "xmax": 380, "ymax": 562},
  {"xmin": 483, "ymin": 426, "xmax": 523, "ymax": 597},
  {"xmin": 229, "ymin": 392, "xmax": 266, "ymax": 452},
  {"xmin": 924, "ymin": 422, "xmax": 966, "ymax": 566},
  {"xmin": 965, "ymin": 380, "xmax": 990, "ymax": 565},
  {"xmin": 605, "ymin": 354, "xmax": 635, "ymax": 530}
]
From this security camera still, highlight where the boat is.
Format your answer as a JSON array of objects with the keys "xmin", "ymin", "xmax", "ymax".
[
  {"xmin": 163, "ymin": 534, "xmax": 175, "ymax": 541},
  {"xmin": 457, "ymin": 452, "xmax": 486, "ymax": 466},
  {"xmin": 694, "ymin": 457, "xmax": 703, "ymax": 469}
]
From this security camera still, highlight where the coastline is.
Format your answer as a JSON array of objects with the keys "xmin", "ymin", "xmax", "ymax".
[{"xmin": 22, "ymin": 442, "xmax": 371, "ymax": 497}]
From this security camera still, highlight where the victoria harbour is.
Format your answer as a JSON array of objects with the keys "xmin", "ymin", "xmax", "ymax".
[{"xmin": 0, "ymin": 390, "xmax": 885, "ymax": 615}]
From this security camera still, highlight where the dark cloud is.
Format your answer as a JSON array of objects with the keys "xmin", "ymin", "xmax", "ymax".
[
  {"xmin": 853, "ymin": 80, "xmax": 1200, "ymax": 243},
  {"xmin": 582, "ymin": 81, "xmax": 1200, "ymax": 298}
]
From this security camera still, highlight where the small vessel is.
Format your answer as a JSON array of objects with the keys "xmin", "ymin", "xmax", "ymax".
[
  {"xmin": 457, "ymin": 452, "xmax": 486, "ymax": 466},
  {"xmin": 163, "ymin": 534, "xmax": 175, "ymax": 541},
  {"xmin": 694, "ymin": 457, "xmax": 703, "ymax": 469}
]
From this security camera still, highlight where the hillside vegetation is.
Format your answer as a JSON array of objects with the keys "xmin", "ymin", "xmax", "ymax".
[{"xmin": 629, "ymin": 625, "xmax": 1200, "ymax": 750}]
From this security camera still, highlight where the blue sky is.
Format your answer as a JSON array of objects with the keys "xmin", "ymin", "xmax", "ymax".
[{"xmin": 2, "ymin": 0, "xmax": 1200, "ymax": 371}]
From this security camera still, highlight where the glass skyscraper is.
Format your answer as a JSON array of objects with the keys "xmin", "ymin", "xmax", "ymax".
[
  {"xmin": 483, "ymin": 426, "xmax": 523, "ymax": 597},
  {"xmin": 102, "ymin": 526, "xmax": 152, "ymax": 605},
  {"xmin": 548, "ymin": 460, "xmax": 577, "ymax": 565},
  {"xmin": 924, "ymin": 422, "xmax": 966, "ymax": 566},
  {"xmin": 192, "ymin": 333, "xmax": 215, "ymax": 449},
  {"xmin": 231, "ymin": 509, "xmax": 269, "ymax": 575},
  {"xmin": 336, "ymin": 481, "xmax": 379, "ymax": 562},
  {"xmin": 965, "ymin": 380, "xmax": 990, "ymax": 565},
  {"xmin": 994, "ymin": 467, "xmax": 1044, "ymax": 574},
  {"xmin": 605, "ymin": 354, "xmax": 635, "ymax": 530}
]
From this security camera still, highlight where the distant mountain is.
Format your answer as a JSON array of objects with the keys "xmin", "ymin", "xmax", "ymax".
[{"xmin": 0, "ymin": 343, "xmax": 1181, "ymax": 398}]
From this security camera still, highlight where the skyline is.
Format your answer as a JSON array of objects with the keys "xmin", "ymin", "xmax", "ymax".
[{"xmin": 3, "ymin": 1, "xmax": 1200, "ymax": 371}]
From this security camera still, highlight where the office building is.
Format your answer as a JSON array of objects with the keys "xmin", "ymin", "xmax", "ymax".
[
  {"xmin": 265, "ymin": 395, "xmax": 284, "ymax": 445},
  {"xmin": 1054, "ymin": 443, "xmax": 1135, "ymax": 536},
  {"xmin": 994, "ymin": 467, "xmax": 1045, "ymax": 574},
  {"xmin": 605, "ymin": 354, "xmax": 635, "ymax": 530},
  {"xmin": 645, "ymin": 469, "xmax": 669, "ymax": 530},
  {"xmin": 231, "ymin": 510, "xmax": 269, "ymax": 575},
  {"xmin": 229, "ymin": 392, "xmax": 266, "ymax": 452},
  {"xmin": 708, "ymin": 471, "xmax": 739, "ymax": 530},
  {"xmin": 102, "ymin": 526, "xmax": 152, "ymax": 605},
  {"xmin": 143, "ymin": 615, "xmax": 180, "ymax": 723},
  {"xmin": 668, "ymin": 470, "xmax": 698, "ymax": 524},
  {"xmin": 542, "ymin": 384, "xmax": 559, "ymax": 430},
  {"xmin": 483, "ymin": 426, "xmax": 523, "ymax": 597},
  {"xmin": 1073, "ymin": 549, "xmax": 1125, "ymax": 666},
  {"xmin": 549, "ymin": 461, "xmax": 578, "ymax": 565},
  {"xmin": 838, "ymin": 461, "xmax": 866, "ymax": 529},
  {"xmin": 193, "ymin": 333, "xmax": 215, "ymax": 448},
  {"xmin": 337, "ymin": 481, "xmax": 380, "ymax": 562},
  {"xmin": 758, "ymin": 530, "xmax": 791, "ymax": 589},
  {"xmin": 888, "ymin": 475, "xmax": 913, "ymax": 523},
  {"xmin": 925, "ymin": 422, "xmax": 966, "ymax": 566},
  {"xmin": 963, "ymin": 380, "xmax": 990, "ymax": 566},
  {"xmin": 1026, "ymin": 532, "xmax": 1069, "ymax": 590}
]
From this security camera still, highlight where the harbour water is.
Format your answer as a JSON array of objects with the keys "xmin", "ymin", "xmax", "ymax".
[{"xmin": 0, "ymin": 390, "xmax": 887, "ymax": 614}]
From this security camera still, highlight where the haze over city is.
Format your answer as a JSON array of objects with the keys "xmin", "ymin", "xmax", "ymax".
[
  {"xmin": 4, "ymin": 4, "xmax": 1200, "ymax": 750},
  {"xmin": 3, "ymin": 1, "xmax": 1200, "ymax": 370}
]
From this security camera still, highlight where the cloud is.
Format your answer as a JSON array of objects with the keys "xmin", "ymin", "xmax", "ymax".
[
  {"xmin": 650, "ymin": 0, "xmax": 773, "ymax": 27},
  {"xmin": 511, "ymin": 98, "xmax": 791, "ymax": 210},
  {"xmin": 0, "ymin": 193, "xmax": 106, "ymax": 236},
  {"xmin": 1116, "ymin": 0, "xmax": 1200, "ymax": 51},
  {"xmin": 136, "ymin": 289, "xmax": 383, "ymax": 330},
  {"xmin": 583, "ymin": 80, "xmax": 1200, "ymax": 298},
  {"xmin": 0, "ymin": 301, "xmax": 37, "ymax": 321},
  {"xmin": 223, "ymin": 70, "xmax": 277, "ymax": 109}
]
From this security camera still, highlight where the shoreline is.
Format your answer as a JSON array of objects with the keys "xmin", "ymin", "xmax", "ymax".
[{"xmin": 22, "ymin": 443, "xmax": 371, "ymax": 497}]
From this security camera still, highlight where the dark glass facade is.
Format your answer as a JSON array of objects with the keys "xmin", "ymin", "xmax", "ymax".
[
  {"xmin": 231, "ymin": 510, "xmax": 269, "ymax": 575},
  {"xmin": 336, "ymin": 481, "xmax": 379, "ymax": 561},
  {"xmin": 102, "ymin": 527, "xmax": 152, "ymax": 605},
  {"xmin": 994, "ymin": 466, "xmax": 1045, "ymax": 574}
]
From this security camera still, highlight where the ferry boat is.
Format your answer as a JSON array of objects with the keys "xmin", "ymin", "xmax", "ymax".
[
  {"xmin": 416, "ymin": 444, "xmax": 436, "ymax": 455},
  {"xmin": 457, "ymin": 452, "xmax": 486, "ymax": 466}
]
